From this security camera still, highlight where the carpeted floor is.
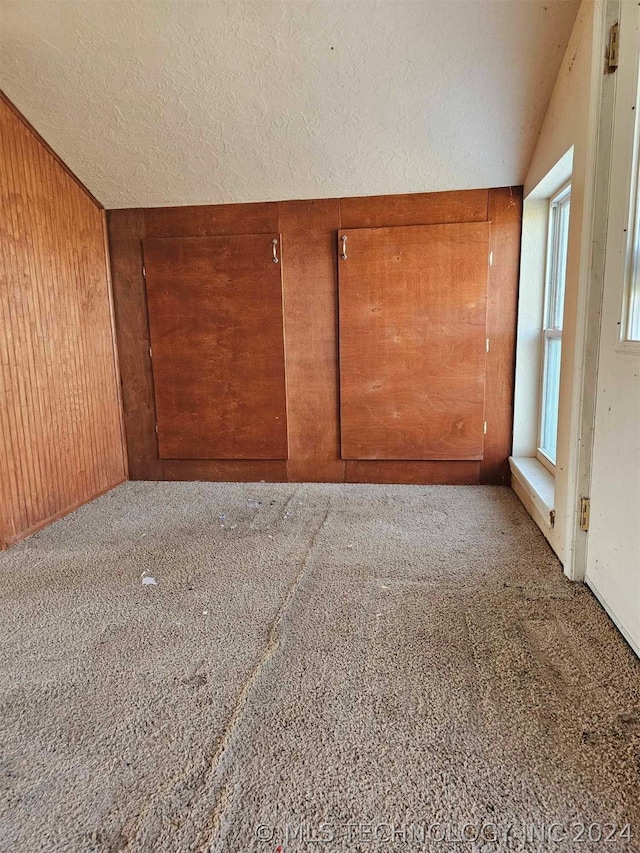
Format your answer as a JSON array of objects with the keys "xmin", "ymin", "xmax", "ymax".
[{"xmin": 0, "ymin": 483, "xmax": 638, "ymax": 853}]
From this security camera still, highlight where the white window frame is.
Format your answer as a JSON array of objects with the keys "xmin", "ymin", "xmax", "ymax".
[
  {"xmin": 537, "ymin": 181, "xmax": 571, "ymax": 473},
  {"xmin": 619, "ymin": 19, "xmax": 640, "ymax": 351}
]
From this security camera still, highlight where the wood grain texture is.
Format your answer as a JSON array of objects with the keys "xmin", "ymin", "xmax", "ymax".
[
  {"xmin": 144, "ymin": 202, "xmax": 278, "ymax": 238},
  {"xmin": 338, "ymin": 222, "xmax": 490, "ymax": 460},
  {"xmin": 108, "ymin": 188, "xmax": 521, "ymax": 485},
  {"xmin": 345, "ymin": 461, "xmax": 480, "ymax": 485},
  {"xmin": 0, "ymin": 90, "xmax": 102, "ymax": 209},
  {"xmin": 339, "ymin": 189, "xmax": 488, "ymax": 229},
  {"xmin": 101, "ymin": 210, "xmax": 129, "ymax": 477},
  {"xmin": 107, "ymin": 209, "xmax": 163, "ymax": 479},
  {"xmin": 0, "ymin": 96, "xmax": 125, "ymax": 547},
  {"xmin": 162, "ymin": 460, "xmax": 288, "ymax": 482},
  {"xmin": 480, "ymin": 187, "xmax": 523, "ymax": 484},
  {"xmin": 144, "ymin": 234, "xmax": 289, "ymax": 459},
  {"xmin": 278, "ymin": 198, "xmax": 344, "ymax": 482},
  {"xmin": 4, "ymin": 481, "xmax": 120, "ymax": 548}
]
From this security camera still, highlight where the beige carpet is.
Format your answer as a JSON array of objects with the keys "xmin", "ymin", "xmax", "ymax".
[{"xmin": 0, "ymin": 483, "xmax": 638, "ymax": 852}]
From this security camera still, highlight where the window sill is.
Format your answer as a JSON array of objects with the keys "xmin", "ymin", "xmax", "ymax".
[
  {"xmin": 615, "ymin": 340, "xmax": 640, "ymax": 356},
  {"xmin": 509, "ymin": 456, "xmax": 555, "ymax": 540},
  {"xmin": 536, "ymin": 449, "xmax": 556, "ymax": 476}
]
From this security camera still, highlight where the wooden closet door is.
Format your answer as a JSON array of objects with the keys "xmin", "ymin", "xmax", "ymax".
[
  {"xmin": 338, "ymin": 221, "xmax": 490, "ymax": 460},
  {"xmin": 143, "ymin": 234, "xmax": 288, "ymax": 460}
]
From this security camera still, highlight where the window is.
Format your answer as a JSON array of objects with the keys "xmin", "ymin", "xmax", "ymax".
[{"xmin": 538, "ymin": 183, "xmax": 571, "ymax": 469}]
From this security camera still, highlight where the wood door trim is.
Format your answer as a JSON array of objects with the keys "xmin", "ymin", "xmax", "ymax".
[
  {"xmin": 101, "ymin": 210, "xmax": 130, "ymax": 480},
  {"xmin": 480, "ymin": 187, "xmax": 523, "ymax": 484},
  {"xmin": 144, "ymin": 202, "xmax": 279, "ymax": 239},
  {"xmin": 107, "ymin": 209, "xmax": 163, "ymax": 479},
  {"xmin": 339, "ymin": 189, "xmax": 489, "ymax": 229}
]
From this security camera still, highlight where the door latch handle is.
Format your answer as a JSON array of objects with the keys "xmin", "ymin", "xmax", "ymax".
[
  {"xmin": 272, "ymin": 238, "xmax": 279, "ymax": 264},
  {"xmin": 341, "ymin": 234, "xmax": 347, "ymax": 260}
]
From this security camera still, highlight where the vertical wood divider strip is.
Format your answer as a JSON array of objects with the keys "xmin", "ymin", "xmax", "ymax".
[
  {"xmin": 279, "ymin": 199, "xmax": 344, "ymax": 482},
  {"xmin": 102, "ymin": 210, "xmax": 129, "ymax": 479},
  {"xmin": 108, "ymin": 209, "xmax": 163, "ymax": 479},
  {"xmin": 480, "ymin": 186, "xmax": 523, "ymax": 484}
]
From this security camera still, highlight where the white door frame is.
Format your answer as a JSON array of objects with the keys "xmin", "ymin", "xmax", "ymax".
[{"xmin": 563, "ymin": 0, "xmax": 620, "ymax": 582}]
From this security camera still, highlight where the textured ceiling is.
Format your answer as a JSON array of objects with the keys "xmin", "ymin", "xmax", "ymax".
[{"xmin": 0, "ymin": 0, "xmax": 580, "ymax": 209}]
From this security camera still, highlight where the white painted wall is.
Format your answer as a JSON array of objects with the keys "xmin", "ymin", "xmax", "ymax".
[
  {"xmin": 586, "ymin": 0, "xmax": 640, "ymax": 656},
  {"xmin": 525, "ymin": 0, "xmax": 597, "ymax": 196},
  {"xmin": 0, "ymin": 0, "xmax": 579, "ymax": 208},
  {"xmin": 515, "ymin": 0, "xmax": 604, "ymax": 568}
]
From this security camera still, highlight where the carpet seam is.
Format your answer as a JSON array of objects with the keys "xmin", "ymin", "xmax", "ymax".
[
  {"xmin": 195, "ymin": 497, "xmax": 333, "ymax": 852},
  {"xmin": 209, "ymin": 502, "xmax": 331, "ymax": 767},
  {"xmin": 111, "ymin": 491, "xmax": 332, "ymax": 853}
]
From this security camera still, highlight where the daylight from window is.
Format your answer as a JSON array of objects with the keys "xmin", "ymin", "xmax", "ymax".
[
  {"xmin": 539, "ymin": 184, "xmax": 571, "ymax": 467},
  {"xmin": 625, "ymin": 84, "xmax": 640, "ymax": 343}
]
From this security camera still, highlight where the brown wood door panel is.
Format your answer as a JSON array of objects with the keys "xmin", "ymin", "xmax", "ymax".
[
  {"xmin": 338, "ymin": 222, "xmax": 490, "ymax": 461},
  {"xmin": 143, "ymin": 234, "xmax": 288, "ymax": 460}
]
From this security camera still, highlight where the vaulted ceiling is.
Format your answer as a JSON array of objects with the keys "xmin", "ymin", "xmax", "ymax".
[{"xmin": 0, "ymin": 0, "xmax": 580, "ymax": 209}]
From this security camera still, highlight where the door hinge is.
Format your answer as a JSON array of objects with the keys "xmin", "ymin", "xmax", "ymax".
[
  {"xmin": 149, "ymin": 346, "xmax": 153, "ymax": 359},
  {"xmin": 486, "ymin": 337, "xmax": 490, "ymax": 353},
  {"xmin": 549, "ymin": 509, "xmax": 556, "ymax": 529},
  {"xmin": 580, "ymin": 497, "xmax": 590, "ymax": 532},
  {"xmin": 155, "ymin": 423, "xmax": 159, "ymax": 435},
  {"xmin": 489, "ymin": 250, "xmax": 494, "ymax": 267},
  {"xmin": 142, "ymin": 264, "xmax": 146, "ymax": 279},
  {"xmin": 483, "ymin": 420, "xmax": 487, "ymax": 435},
  {"xmin": 607, "ymin": 22, "xmax": 619, "ymax": 71}
]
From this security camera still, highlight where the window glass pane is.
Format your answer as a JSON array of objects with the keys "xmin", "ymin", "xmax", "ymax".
[
  {"xmin": 621, "ymin": 44, "xmax": 640, "ymax": 342},
  {"xmin": 538, "ymin": 184, "xmax": 570, "ymax": 468},
  {"xmin": 551, "ymin": 198, "xmax": 570, "ymax": 330},
  {"xmin": 540, "ymin": 336, "xmax": 562, "ymax": 463},
  {"xmin": 627, "ymin": 142, "xmax": 640, "ymax": 340}
]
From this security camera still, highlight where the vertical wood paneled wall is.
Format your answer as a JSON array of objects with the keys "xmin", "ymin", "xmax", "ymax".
[
  {"xmin": 0, "ymin": 94, "xmax": 127, "ymax": 548},
  {"xmin": 109, "ymin": 188, "xmax": 522, "ymax": 486}
]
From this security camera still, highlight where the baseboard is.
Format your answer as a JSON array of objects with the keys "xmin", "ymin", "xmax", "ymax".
[{"xmin": 3, "ymin": 479, "xmax": 127, "ymax": 548}]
